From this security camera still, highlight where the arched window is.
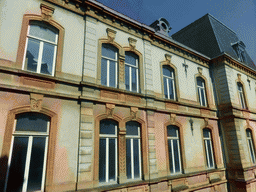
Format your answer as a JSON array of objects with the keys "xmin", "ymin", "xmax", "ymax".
[
  {"xmin": 196, "ymin": 77, "xmax": 207, "ymax": 107},
  {"xmin": 5, "ymin": 112, "xmax": 50, "ymax": 191},
  {"xmin": 246, "ymin": 129, "xmax": 256, "ymax": 164},
  {"xmin": 163, "ymin": 66, "xmax": 176, "ymax": 100},
  {"xmin": 126, "ymin": 121, "xmax": 142, "ymax": 180},
  {"xmin": 167, "ymin": 125, "xmax": 182, "ymax": 174},
  {"xmin": 125, "ymin": 52, "xmax": 139, "ymax": 92},
  {"xmin": 237, "ymin": 82, "xmax": 246, "ymax": 109},
  {"xmin": 101, "ymin": 44, "xmax": 118, "ymax": 88},
  {"xmin": 99, "ymin": 119, "xmax": 118, "ymax": 183},
  {"xmin": 203, "ymin": 129, "xmax": 215, "ymax": 169},
  {"xmin": 22, "ymin": 21, "xmax": 58, "ymax": 76}
]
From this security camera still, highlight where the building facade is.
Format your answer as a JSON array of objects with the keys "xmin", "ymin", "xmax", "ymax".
[{"xmin": 0, "ymin": 0, "xmax": 254, "ymax": 192}]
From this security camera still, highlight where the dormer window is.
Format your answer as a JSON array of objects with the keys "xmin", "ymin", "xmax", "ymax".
[{"xmin": 232, "ymin": 41, "xmax": 246, "ymax": 62}]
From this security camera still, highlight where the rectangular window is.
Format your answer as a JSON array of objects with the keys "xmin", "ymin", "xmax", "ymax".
[
  {"xmin": 237, "ymin": 82, "xmax": 246, "ymax": 109},
  {"xmin": 22, "ymin": 22, "xmax": 58, "ymax": 76},
  {"xmin": 167, "ymin": 125, "xmax": 182, "ymax": 174},
  {"xmin": 197, "ymin": 77, "xmax": 207, "ymax": 107},
  {"xmin": 163, "ymin": 66, "xmax": 176, "ymax": 100},
  {"xmin": 125, "ymin": 52, "xmax": 139, "ymax": 92},
  {"xmin": 203, "ymin": 129, "xmax": 215, "ymax": 169},
  {"xmin": 246, "ymin": 129, "xmax": 256, "ymax": 164}
]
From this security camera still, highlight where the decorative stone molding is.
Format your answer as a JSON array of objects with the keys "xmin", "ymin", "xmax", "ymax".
[
  {"xmin": 106, "ymin": 103, "xmax": 115, "ymax": 116},
  {"xmin": 128, "ymin": 37, "xmax": 137, "ymax": 50},
  {"xmin": 246, "ymin": 119, "xmax": 250, "ymax": 127},
  {"xmin": 198, "ymin": 67, "xmax": 203, "ymax": 74},
  {"xmin": 204, "ymin": 118, "xmax": 209, "ymax": 127},
  {"xmin": 183, "ymin": 60, "xmax": 188, "ymax": 77},
  {"xmin": 170, "ymin": 113, "xmax": 176, "ymax": 123},
  {"xmin": 237, "ymin": 73, "xmax": 241, "ymax": 80},
  {"xmin": 40, "ymin": 3, "xmax": 55, "ymax": 21},
  {"xmin": 130, "ymin": 107, "xmax": 138, "ymax": 119},
  {"xmin": 119, "ymin": 58, "xmax": 125, "ymax": 83},
  {"xmin": 165, "ymin": 53, "xmax": 172, "ymax": 64},
  {"xmin": 30, "ymin": 93, "xmax": 43, "ymax": 111},
  {"xmin": 106, "ymin": 28, "xmax": 117, "ymax": 43}
]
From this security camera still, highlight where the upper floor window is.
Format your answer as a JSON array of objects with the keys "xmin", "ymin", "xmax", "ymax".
[
  {"xmin": 197, "ymin": 77, "xmax": 207, "ymax": 107},
  {"xmin": 237, "ymin": 82, "xmax": 246, "ymax": 109},
  {"xmin": 203, "ymin": 129, "xmax": 215, "ymax": 169},
  {"xmin": 5, "ymin": 112, "xmax": 50, "ymax": 191},
  {"xmin": 101, "ymin": 44, "xmax": 118, "ymax": 88},
  {"xmin": 22, "ymin": 21, "xmax": 58, "ymax": 76},
  {"xmin": 246, "ymin": 129, "xmax": 256, "ymax": 164},
  {"xmin": 125, "ymin": 52, "xmax": 139, "ymax": 92},
  {"xmin": 232, "ymin": 41, "xmax": 246, "ymax": 62},
  {"xmin": 167, "ymin": 125, "xmax": 182, "ymax": 174},
  {"xmin": 126, "ymin": 121, "xmax": 142, "ymax": 180},
  {"xmin": 99, "ymin": 119, "xmax": 118, "ymax": 183},
  {"xmin": 163, "ymin": 66, "xmax": 176, "ymax": 100}
]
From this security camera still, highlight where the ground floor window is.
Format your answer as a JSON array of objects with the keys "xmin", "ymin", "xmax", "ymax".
[{"xmin": 5, "ymin": 112, "xmax": 50, "ymax": 192}]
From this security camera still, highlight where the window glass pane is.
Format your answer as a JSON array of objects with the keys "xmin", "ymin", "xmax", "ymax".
[
  {"xmin": 16, "ymin": 113, "xmax": 50, "ymax": 132},
  {"xmin": 101, "ymin": 58, "xmax": 107, "ymax": 86},
  {"xmin": 197, "ymin": 78, "xmax": 203, "ymax": 87},
  {"xmin": 109, "ymin": 138, "xmax": 116, "ymax": 181},
  {"xmin": 163, "ymin": 66, "xmax": 173, "ymax": 77},
  {"xmin": 126, "ymin": 122, "xmax": 139, "ymax": 136},
  {"xmin": 25, "ymin": 38, "xmax": 40, "ymax": 72},
  {"xmin": 132, "ymin": 67, "xmax": 137, "ymax": 92},
  {"xmin": 102, "ymin": 44, "xmax": 117, "ymax": 59},
  {"xmin": 6, "ymin": 137, "xmax": 29, "ymax": 192},
  {"xmin": 99, "ymin": 139, "xmax": 106, "ymax": 182},
  {"xmin": 200, "ymin": 88, "xmax": 206, "ymax": 106},
  {"xmin": 169, "ymin": 78, "xmax": 174, "ymax": 99},
  {"xmin": 100, "ymin": 120, "xmax": 116, "ymax": 135},
  {"xmin": 27, "ymin": 137, "xmax": 46, "ymax": 191},
  {"xmin": 164, "ymin": 77, "xmax": 168, "ymax": 98},
  {"xmin": 126, "ymin": 139, "xmax": 131, "ymax": 179},
  {"xmin": 247, "ymin": 130, "xmax": 251, "ymax": 137},
  {"xmin": 237, "ymin": 83, "xmax": 242, "ymax": 91},
  {"xmin": 173, "ymin": 139, "xmax": 180, "ymax": 173},
  {"xmin": 125, "ymin": 65, "xmax": 130, "ymax": 90},
  {"xmin": 167, "ymin": 126, "xmax": 178, "ymax": 137},
  {"xmin": 207, "ymin": 140, "xmax": 214, "ymax": 168},
  {"xmin": 29, "ymin": 24, "xmax": 57, "ymax": 43},
  {"xmin": 109, "ymin": 60, "xmax": 116, "ymax": 87},
  {"xmin": 133, "ymin": 139, "xmax": 140, "ymax": 178},
  {"xmin": 41, "ymin": 43, "xmax": 55, "ymax": 75},
  {"xmin": 203, "ymin": 129, "xmax": 210, "ymax": 138},
  {"xmin": 204, "ymin": 141, "xmax": 209, "ymax": 167},
  {"xmin": 125, "ymin": 52, "xmax": 137, "ymax": 66},
  {"xmin": 240, "ymin": 93, "xmax": 245, "ymax": 108},
  {"xmin": 168, "ymin": 140, "xmax": 174, "ymax": 173}
]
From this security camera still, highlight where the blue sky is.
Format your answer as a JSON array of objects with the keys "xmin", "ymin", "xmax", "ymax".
[{"xmin": 96, "ymin": 0, "xmax": 256, "ymax": 63}]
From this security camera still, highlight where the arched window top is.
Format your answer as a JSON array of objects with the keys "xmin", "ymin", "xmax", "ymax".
[
  {"xmin": 126, "ymin": 121, "xmax": 140, "ymax": 136},
  {"xmin": 203, "ymin": 128, "xmax": 211, "ymax": 138},
  {"xmin": 163, "ymin": 65, "xmax": 174, "ymax": 78},
  {"xmin": 196, "ymin": 77, "xmax": 205, "ymax": 87},
  {"xmin": 125, "ymin": 52, "xmax": 139, "ymax": 67},
  {"xmin": 237, "ymin": 82, "xmax": 244, "ymax": 91},
  {"xmin": 167, "ymin": 125, "xmax": 179, "ymax": 137},
  {"xmin": 102, "ymin": 43, "xmax": 118, "ymax": 60},
  {"xmin": 246, "ymin": 129, "xmax": 253, "ymax": 138},
  {"xmin": 15, "ymin": 112, "xmax": 50, "ymax": 132},
  {"xmin": 100, "ymin": 119, "xmax": 118, "ymax": 135}
]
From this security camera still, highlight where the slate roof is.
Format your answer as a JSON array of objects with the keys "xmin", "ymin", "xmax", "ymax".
[{"xmin": 172, "ymin": 13, "xmax": 256, "ymax": 70}]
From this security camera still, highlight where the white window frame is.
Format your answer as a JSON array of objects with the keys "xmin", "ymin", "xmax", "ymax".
[
  {"xmin": 22, "ymin": 24, "xmax": 58, "ymax": 76},
  {"xmin": 4, "ymin": 119, "xmax": 50, "ymax": 192},
  {"xmin": 197, "ymin": 78, "xmax": 207, "ymax": 107},
  {"xmin": 163, "ymin": 67, "xmax": 176, "ymax": 100},
  {"xmin": 126, "ymin": 124, "xmax": 142, "ymax": 180},
  {"xmin": 101, "ymin": 46, "xmax": 118, "ymax": 88},
  {"xmin": 246, "ymin": 129, "xmax": 256, "ymax": 164},
  {"xmin": 167, "ymin": 126, "xmax": 182, "ymax": 175},
  {"xmin": 203, "ymin": 129, "xmax": 215, "ymax": 169},
  {"xmin": 99, "ymin": 123, "xmax": 118, "ymax": 184},
  {"xmin": 237, "ymin": 83, "xmax": 246, "ymax": 109},
  {"xmin": 125, "ymin": 53, "xmax": 139, "ymax": 92}
]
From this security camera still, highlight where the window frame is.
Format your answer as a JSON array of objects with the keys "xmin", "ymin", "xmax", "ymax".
[
  {"xmin": 203, "ymin": 128, "xmax": 215, "ymax": 169},
  {"xmin": 22, "ymin": 22, "xmax": 58, "ymax": 76},
  {"xmin": 166, "ymin": 125, "xmax": 183, "ymax": 175},
  {"xmin": 1, "ymin": 107, "xmax": 57, "ymax": 191},
  {"xmin": 162, "ymin": 65, "xmax": 176, "ymax": 100},
  {"xmin": 16, "ymin": 14, "xmax": 64, "ymax": 77},
  {"xmin": 125, "ymin": 52, "xmax": 140, "ymax": 93},
  {"xmin": 196, "ymin": 77, "xmax": 207, "ymax": 107},
  {"xmin": 237, "ymin": 82, "xmax": 247, "ymax": 109},
  {"xmin": 246, "ymin": 129, "xmax": 256, "ymax": 164}
]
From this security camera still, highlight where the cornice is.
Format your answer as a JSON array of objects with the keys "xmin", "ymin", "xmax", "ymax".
[
  {"xmin": 44, "ymin": 0, "xmax": 210, "ymax": 67},
  {"xmin": 211, "ymin": 53, "xmax": 256, "ymax": 79}
]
